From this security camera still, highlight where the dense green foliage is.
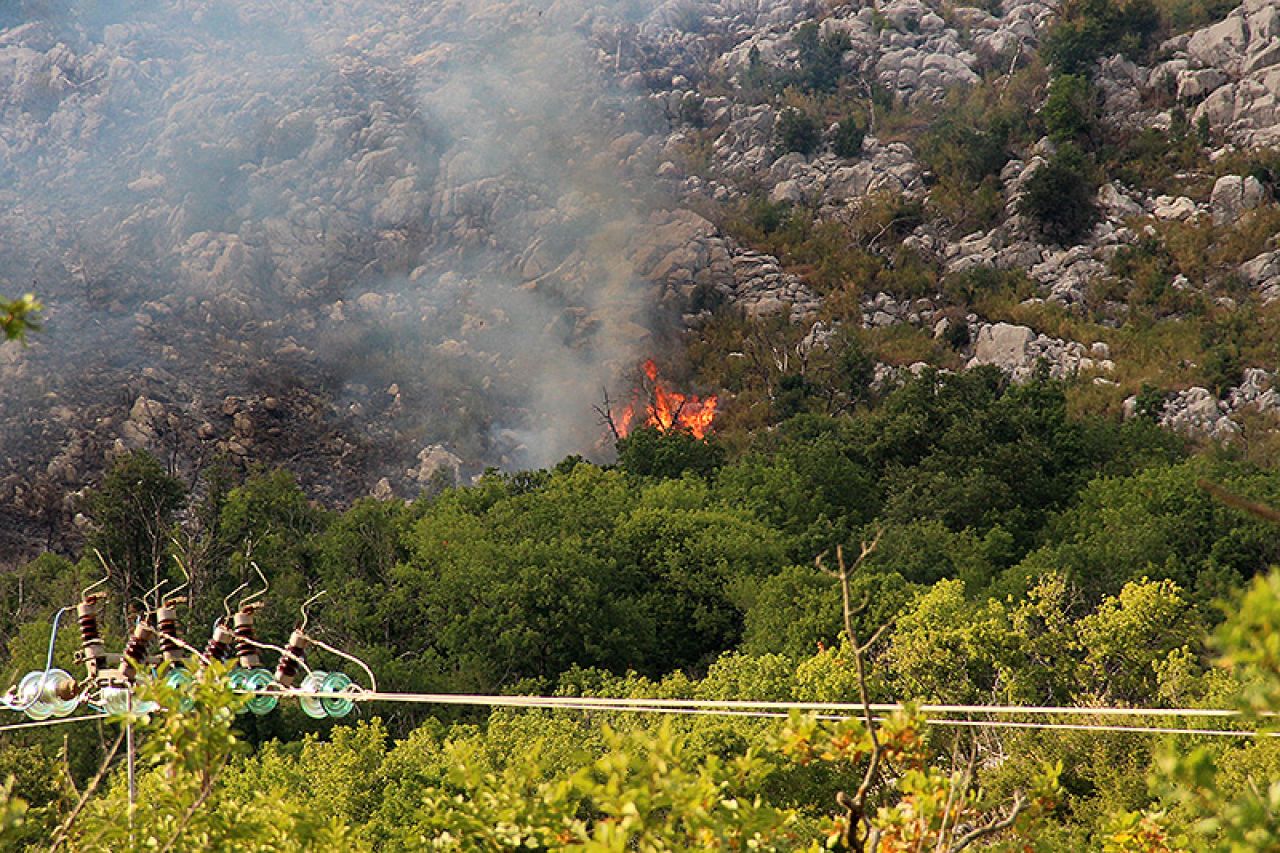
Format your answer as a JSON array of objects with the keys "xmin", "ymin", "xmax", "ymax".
[
  {"xmin": 1042, "ymin": 0, "xmax": 1161, "ymax": 76},
  {"xmin": 7, "ymin": 2, "xmax": 1280, "ymax": 847},
  {"xmin": 774, "ymin": 107, "xmax": 822, "ymax": 156},
  {"xmin": 1018, "ymin": 143, "xmax": 1100, "ymax": 244},
  {"xmin": 8, "ymin": 361, "xmax": 1280, "ymax": 847},
  {"xmin": 832, "ymin": 116, "xmax": 866, "ymax": 159}
]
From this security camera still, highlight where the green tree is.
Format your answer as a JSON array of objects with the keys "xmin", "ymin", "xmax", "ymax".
[
  {"xmin": 1076, "ymin": 577, "xmax": 1192, "ymax": 703},
  {"xmin": 885, "ymin": 579, "xmax": 1010, "ymax": 703},
  {"xmin": 1008, "ymin": 460, "xmax": 1280, "ymax": 603},
  {"xmin": 84, "ymin": 451, "xmax": 187, "ymax": 607},
  {"xmin": 206, "ymin": 469, "xmax": 331, "ymax": 643},
  {"xmin": 616, "ymin": 426, "xmax": 725, "ymax": 480},
  {"xmin": 1018, "ymin": 143, "xmax": 1099, "ymax": 244},
  {"xmin": 1042, "ymin": 74, "xmax": 1098, "ymax": 145},
  {"xmin": 790, "ymin": 21, "xmax": 851, "ymax": 93},
  {"xmin": 1043, "ymin": 0, "xmax": 1161, "ymax": 75},
  {"xmin": 775, "ymin": 108, "xmax": 821, "ymax": 157},
  {"xmin": 832, "ymin": 116, "xmax": 866, "ymax": 158}
]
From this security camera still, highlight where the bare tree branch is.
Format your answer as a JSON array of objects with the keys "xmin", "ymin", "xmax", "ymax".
[
  {"xmin": 50, "ymin": 730, "xmax": 126, "ymax": 850},
  {"xmin": 817, "ymin": 530, "xmax": 886, "ymax": 852},
  {"xmin": 594, "ymin": 388, "xmax": 624, "ymax": 441},
  {"xmin": 951, "ymin": 792, "xmax": 1027, "ymax": 852},
  {"xmin": 158, "ymin": 755, "xmax": 229, "ymax": 853}
]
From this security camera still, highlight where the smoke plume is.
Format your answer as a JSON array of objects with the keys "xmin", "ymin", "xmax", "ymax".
[{"xmin": 0, "ymin": 0, "xmax": 679, "ymax": 545}]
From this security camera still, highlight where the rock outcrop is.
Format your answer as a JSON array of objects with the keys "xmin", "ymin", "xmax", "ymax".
[
  {"xmin": 1182, "ymin": 0, "xmax": 1280, "ymax": 146},
  {"xmin": 968, "ymin": 322, "xmax": 1114, "ymax": 382}
]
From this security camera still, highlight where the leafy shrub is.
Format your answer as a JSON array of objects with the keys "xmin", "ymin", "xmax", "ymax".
[
  {"xmin": 746, "ymin": 196, "xmax": 792, "ymax": 235},
  {"xmin": 918, "ymin": 98, "xmax": 1023, "ymax": 231},
  {"xmin": 774, "ymin": 107, "xmax": 821, "ymax": 156},
  {"xmin": 1104, "ymin": 120, "xmax": 1205, "ymax": 194},
  {"xmin": 943, "ymin": 315, "xmax": 972, "ymax": 350},
  {"xmin": 790, "ymin": 21, "xmax": 851, "ymax": 93},
  {"xmin": 1017, "ymin": 143, "xmax": 1099, "ymax": 244},
  {"xmin": 1041, "ymin": 74, "xmax": 1097, "ymax": 145},
  {"xmin": 1134, "ymin": 382, "xmax": 1168, "ymax": 420},
  {"xmin": 832, "ymin": 116, "xmax": 866, "ymax": 158},
  {"xmin": 1043, "ymin": 0, "xmax": 1161, "ymax": 75},
  {"xmin": 1154, "ymin": 0, "xmax": 1236, "ymax": 34},
  {"xmin": 676, "ymin": 93, "xmax": 705, "ymax": 128},
  {"xmin": 616, "ymin": 426, "xmax": 726, "ymax": 480},
  {"xmin": 1202, "ymin": 344, "xmax": 1243, "ymax": 396}
]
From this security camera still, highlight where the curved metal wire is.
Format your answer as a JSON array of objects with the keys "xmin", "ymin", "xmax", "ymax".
[
  {"xmin": 221, "ymin": 582, "xmax": 250, "ymax": 618},
  {"xmin": 140, "ymin": 580, "xmax": 167, "ymax": 619},
  {"xmin": 166, "ymin": 550, "xmax": 191, "ymax": 603},
  {"xmin": 308, "ymin": 637, "xmax": 377, "ymax": 693},
  {"xmin": 45, "ymin": 607, "xmax": 69, "ymax": 673},
  {"xmin": 83, "ymin": 554, "xmax": 112, "ymax": 599},
  {"xmin": 238, "ymin": 562, "xmax": 269, "ymax": 611},
  {"xmin": 238, "ymin": 635, "xmax": 312, "ymax": 678},
  {"xmin": 298, "ymin": 591, "xmax": 328, "ymax": 632}
]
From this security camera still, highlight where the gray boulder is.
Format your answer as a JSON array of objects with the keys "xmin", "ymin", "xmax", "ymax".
[
  {"xmin": 972, "ymin": 322, "xmax": 1035, "ymax": 370},
  {"xmin": 1210, "ymin": 174, "xmax": 1267, "ymax": 224}
]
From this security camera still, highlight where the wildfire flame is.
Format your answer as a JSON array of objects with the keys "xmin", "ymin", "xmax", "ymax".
[{"xmin": 613, "ymin": 359, "xmax": 718, "ymax": 440}]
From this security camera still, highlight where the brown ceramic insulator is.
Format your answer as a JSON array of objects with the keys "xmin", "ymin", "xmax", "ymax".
[
  {"xmin": 123, "ymin": 622, "xmax": 155, "ymax": 665},
  {"xmin": 233, "ymin": 610, "xmax": 261, "ymax": 668},
  {"xmin": 77, "ymin": 598, "xmax": 107, "ymax": 676},
  {"xmin": 156, "ymin": 605, "xmax": 184, "ymax": 663},
  {"xmin": 204, "ymin": 623, "xmax": 236, "ymax": 662},
  {"xmin": 121, "ymin": 622, "xmax": 156, "ymax": 681},
  {"xmin": 77, "ymin": 607, "xmax": 98, "ymax": 643},
  {"xmin": 274, "ymin": 630, "xmax": 311, "ymax": 687}
]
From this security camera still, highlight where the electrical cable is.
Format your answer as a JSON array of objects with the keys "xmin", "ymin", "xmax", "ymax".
[
  {"xmin": 46, "ymin": 606, "xmax": 68, "ymax": 673},
  {"xmin": 238, "ymin": 689, "xmax": 1275, "ymax": 738},
  {"xmin": 237, "ymin": 689, "xmax": 1258, "ymax": 719},
  {"xmin": 155, "ymin": 631, "xmax": 211, "ymax": 667},
  {"xmin": 0, "ymin": 687, "xmax": 1264, "ymax": 739},
  {"xmin": 0, "ymin": 713, "xmax": 109, "ymax": 733},
  {"xmin": 306, "ymin": 637, "xmax": 377, "ymax": 693}
]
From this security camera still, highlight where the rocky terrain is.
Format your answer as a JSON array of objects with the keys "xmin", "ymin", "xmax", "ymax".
[{"xmin": 3, "ymin": 0, "xmax": 1280, "ymax": 562}]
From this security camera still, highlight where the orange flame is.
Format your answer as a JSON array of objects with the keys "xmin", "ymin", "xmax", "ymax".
[{"xmin": 613, "ymin": 359, "xmax": 718, "ymax": 440}]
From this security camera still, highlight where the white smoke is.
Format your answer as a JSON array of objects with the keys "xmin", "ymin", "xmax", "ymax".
[{"xmin": 0, "ymin": 0, "xmax": 675, "ymax": 490}]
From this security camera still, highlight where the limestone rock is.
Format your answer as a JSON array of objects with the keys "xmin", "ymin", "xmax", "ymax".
[
  {"xmin": 1210, "ymin": 174, "xmax": 1267, "ymax": 224},
  {"xmin": 972, "ymin": 323, "xmax": 1034, "ymax": 369}
]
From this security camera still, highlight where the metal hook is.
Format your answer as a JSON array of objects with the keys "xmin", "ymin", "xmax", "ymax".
[
  {"xmin": 299, "ymin": 591, "xmax": 328, "ymax": 633},
  {"xmin": 237, "ymin": 561, "xmax": 269, "ymax": 611},
  {"xmin": 222, "ymin": 582, "xmax": 250, "ymax": 618},
  {"xmin": 83, "ymin": 551, "xmax": 112, "ymax": 600},
  {"xmin": 167, "ymin": 547, "xmax": 191, "ymax": 603},
  {"xmin": 140, "ymin": 579, "xmax": 168, "ymax": 618}
]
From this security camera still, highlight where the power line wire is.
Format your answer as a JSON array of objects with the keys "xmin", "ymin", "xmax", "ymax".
[
  {"xmin": 0, "ymin": 713, "xmax": 108, "ymax": 734},
  {"xmin": 252, "ymin": 689, "xmax": 1257, "ymax": 719},
  {"xmin": 2, "ymin": 692, "xmax": 1268, "ymax": 739},
  {"xmin": 238, "ymin": 689, "xmax": 1272, "ymax": 737}
]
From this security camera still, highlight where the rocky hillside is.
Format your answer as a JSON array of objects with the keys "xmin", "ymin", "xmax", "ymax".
[{"xmin": 2, "ymin": 0, "xmax": 1279, "ymax": 562}]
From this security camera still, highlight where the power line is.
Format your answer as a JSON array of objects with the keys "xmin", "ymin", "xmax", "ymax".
[
  {"xmin": 0, "ymin": 713, "xmax": 108, "ymax": 734},
  {"xmin": 2, "ymin": 692, "xmax": 1268, "ymax": 740},
  {"xmin": 255, "ymin": 689, "xmax": 1257, "ymax": 719},
  {"xmin": 237, "ymin": 689, "xmax": 1271, "ymax": 738}
]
